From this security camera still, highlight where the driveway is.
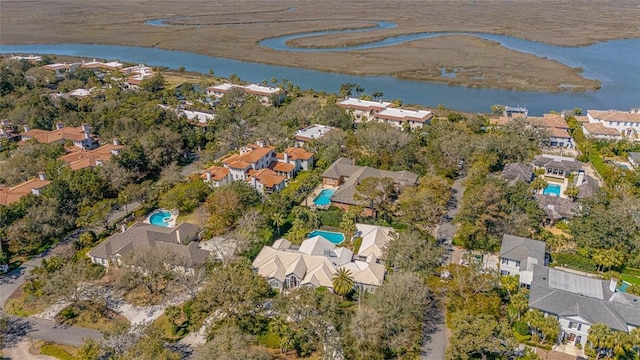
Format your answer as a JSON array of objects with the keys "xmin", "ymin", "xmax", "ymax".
[
  {"xmin": 422, "ymin": 177, "xmax": 466, "ymax": 360},
  {"xmin": 2, "ymin": 340, "xmax": 57, "ymax": 360}
]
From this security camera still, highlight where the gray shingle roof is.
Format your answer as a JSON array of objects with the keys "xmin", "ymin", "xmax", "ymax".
[
  {"xmin": 533, "ymin": 154, "xmax": 582, "ymax": 173},
  {"xmin": 88, "ymin": 222, "xmax": 208, "ymax": 267},
  {"xmin": 629, "ymin": 152, "xmax": 640, "ymax": 163},
  {"xmin": 500, "ymin": 234, "xmax": 546, "ymax": 271},
  {"xmin": 576, "ymin": 175, "xmax": 599, "ymax": 199},
  {"xmin": 502, "ymin": 163, "xmax": 534, "ymax": 185},
  {"xmin": 529, "ymin": 266, "xmax": 640, "ymax": 331},
  {"xmin": 534, "ymin": 194, "xmax": 578, "ymax": 221}
]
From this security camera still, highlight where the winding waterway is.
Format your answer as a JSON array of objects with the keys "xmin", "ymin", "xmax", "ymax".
[{"xmin": 1, "ymin": 19, "xmax": 638, "ymax": 114}]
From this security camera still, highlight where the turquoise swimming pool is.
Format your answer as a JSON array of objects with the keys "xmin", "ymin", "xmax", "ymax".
[
  {"xmin": 313, "ymin": 189, "xmax": 335, "ymax": 206},
  {"xmin": 308, "ymin": 230, "xmax": 345, "ymax": 244},
  {"xmin": 543, "ymin": 184, "xmax": 561, "ymax": 197},
  {"xmin": 149, "ymin": 210, "xmax": 172, "ymax": 227},
  {"xmin": 618, "ymin": 281, "xmax": 630, "ymax": 293}
]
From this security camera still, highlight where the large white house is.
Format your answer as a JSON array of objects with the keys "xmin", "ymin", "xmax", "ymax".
[
  {"xmin": 529, "ymin": 265, "xmax": 640, "ymax": 347},
  {"xmin": 354, "ymin": 223, "xmax": 395, "ymax": 263},
  {"xmin": 252, "ymin": 236, "xmax": 386, "ymax": 293},
  {"xmin": 206, "ymin": 83, "xmax": 283, "ymax": 106},
  {"xmin": 584, "ymin": 109, "xmax": 640, "ymax": 142},
  {"xmin": 337, "ymin": 97, "xmax": 433, "ymax": 130}
]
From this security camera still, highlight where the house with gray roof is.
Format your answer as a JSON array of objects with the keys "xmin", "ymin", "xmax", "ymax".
[
  {"xmin": 501, "ymin": 163, "xmax": 534, "ymax": 185},
  {"xmin": 628, "ymin": 152, "xmax": 640, "ymax": 169},
  {"xmin": 88, "ymin": 222, "xmax": 209, "ymax": 273},
  {"xmin": 534, "ymin": 194, "xmax": 579, "ymax": 225},
  {"xmin": 529, "ymin": 265, "xmax": 640, "ymax": 347},
  {"xmin": 499, "ymin": 234, "xmax": 547, "ymax": 286},
  {"xmin": 321, "ymin": 158, "xmax": 418, "ymax": 216}
]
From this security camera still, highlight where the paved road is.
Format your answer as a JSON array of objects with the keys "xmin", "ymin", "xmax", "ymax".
[
  {"xmin": 1, "ymin": 257, "xmax": 43, "ymax": 308},
  {"xmin": 422, "ymin": 177, "xmax": 466, "ymax": 360}
]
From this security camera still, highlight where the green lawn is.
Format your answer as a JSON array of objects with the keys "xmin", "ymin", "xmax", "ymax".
[{"xmin": 621, "ymin": 274, "xmax": 640, "ymax": 286}]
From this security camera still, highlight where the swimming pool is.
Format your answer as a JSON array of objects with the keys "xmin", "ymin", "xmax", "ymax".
[
  {"xmin": 148, "ymin": 210, "xmax": 173, "ymax": 227},
  {"xmin": 543, "ymin": 184, "xmax": 561, "ymax": 197},
  {"xmin": 308, "ymin": 230, "xmax": 345, "ymax": 244},
  {"xmin": 313, "ymin": 189, "xmax": 335, "ymax": 206},
  {"xmin": 618, "ymin": 281, "xmax": 630, "ymax": 293}
]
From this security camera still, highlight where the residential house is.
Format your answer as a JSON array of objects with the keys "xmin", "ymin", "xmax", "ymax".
[
  {"xmin": 0, "ymin": 119, "xmax": 19, "ymax": 149},
  {"xmin": 585, "ymin": 109, "xmax": 640, "ymax": 142},
  {"xmin": 321, "ymin": 158, "xmax": 418, "ymax": 216},
  {"xmin": 534, "ymin": 194, "xmax": 579, "ymax": 225},
  {"xmin": 354, "ymin": 223, "xmax": 395, "ymax": 263},
  {"xmin": 372, "ymin": 107, "xmax": 433, "ymax": 130},
  {"xmin": 529, "ymin": 265, "xmax": 640, "ymax": 347},
  {"xmin": 43, "ymin": 62, "xmax": 82, "ymax": 80},
  {"xmin": 87, "ymin": 222, "xmax": 208, "ymax": 273},
  {"xmin": 293, "ymin": 124, "xmax": 336, "ymax": 146},
  {"xmin": 20, "ymin": 123, "xmax": 98, "ymax": 150},
  {"xmin": 10, "ymin": 55, "xmax": 42, "ymax": 63},
  {"xmin": 501, "ymin": 163, "xmax": 534, "ymax": 185},
  {"xmin": 503, "ymin": 106, "xmax": 528, "ymax": 118},
  {"xmin": 200, "ymin": 166, "xmax": 232, "ymax": 188},
  {"xmin": 252, "ymin": 235, "xmax": 386, "ymax": 293},
  {"xmin": 628, "ymin": 152, "xmax": 640, "ymax": 169},
  {"xmin": 0, "ymin": 173, "xmax": 51, "ymax": 206},
  {"xmin": 220, "ymin": 142, "xmax": 314, "ymax": 194},
  {"xmin": 533, "ymin": 154, "xmax": 599, "ymax": 199},
  {"xmin": 206, "ymin": 83, "xmax": 283, "ymax": 106},
  {"xmin": 582, "ymin": 122, "xmax": 622, "ymax": 140},
  {"xmin": 59, "ymin": 139, "xmax": 123, "ymax": 170},
  {"xmin": 337, "ymin": 98, "xmax": 392, "ymax": 122},
  {"xmin": 121, "ymin": 64, "xmax": 155, "ymax": 89},
  {"xmin": 526, "ymin": 113, "xmax": 574, "ymax": 148},
  {"xmin": 498, "ymin": 234, "xmax": 547, "ymax": 287}
]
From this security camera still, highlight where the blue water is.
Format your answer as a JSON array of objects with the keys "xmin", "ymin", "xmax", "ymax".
[
  {"xmin": 618, "ymin": 281, "xmax": 630, "ymax": 293},
  {"xmin": 313, "ymin": 189, "xmax": 335, "ymax": 206},
  {"xmin": 543, "ymin": 184, "xmax": 562, "ymax": 197},
  {"xmin": 1, "ymin": 32, "xmax": 638, "ymax": 115},
  {"xmin": 308, "ymin": 230, "xmax": 345, "ymax": 245},
  {"xmin": 148, "ymin": 211, "xmax": 171, "ymax": 227}
]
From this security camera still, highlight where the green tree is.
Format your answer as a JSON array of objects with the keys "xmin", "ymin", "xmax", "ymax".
[
  {"xmin": 529, "ymin": 177, "xmax": 548, "ymax": 192},
  {"xmin": 271, "ymin": 212, "xmax": 285, "ymax": 237},
  {"xmin": 384, "ymin": 230, "xmax": 442, "ymax": 279},
  {"xmin": 76, "ymin": 198, "xmax": 117, "ymax": 230},
  {"xmin": 354, "ymin": 177, "xmax": 396, "ymax": 220},
  {"xmin": 523, "ymin": 309, "xmax": 560, "ymax": 344},
  {"xmin": 447, "ymin": 312, "xmax": 515, "ymax": 360},
  {"xmin": 159, "ymin": 180, "xmax": 211, "ymax": 213},
  {"xmin": 585, "ymin": 323, "xmax": 615, "ymax": 360},
  {"xmin": 509, "ymin": 291, "xmax": 530, "ymax": 321},
  {"xmin": 195, "ymin": 325, "xmax": 271, "ymax": 360},
  {"xmin": 564, "ymin": 185, "xmax": 580, "ymax": 201},
  {"xmin": 140, "ymin": 73, "xmax": 166, "ymax": 92},
  {"xmin": 332, "ymin": 267, "xmax": 354, "ymax": 298},
  {"xmin": 398, "ymin": 175, "xmax": 451, "ymax": 231}
]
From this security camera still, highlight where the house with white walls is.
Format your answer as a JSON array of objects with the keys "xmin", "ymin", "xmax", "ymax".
[{"xmin": 585, "ymin": 109, "xmax": 640, "ymax": 142}]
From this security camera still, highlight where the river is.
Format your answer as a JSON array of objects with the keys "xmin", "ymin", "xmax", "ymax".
[{"xmin": 1, "ymin": 34, "xmax": 638, "ymax": 115}]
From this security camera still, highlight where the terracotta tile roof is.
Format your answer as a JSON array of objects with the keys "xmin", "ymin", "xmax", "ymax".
[
  {"xmin": 228, "ymin": 160, "xmax": 251, "ymax": 169},
  {"xmin": 200, "ymin": 166, "xmax": 230, "ymax": 181},
  {"xmin": 21, "ymin": 126, "xmax": 93, "ymax": 144},
  {"xmin": 582, "ymin": 122, "xmax": 621, "ymax": 136},
  {"xmin": 0, "ymin": 177, "xmax": 51, "ymax": 205},
  {"xmin": 546, "ymin": 127, "xmax": 571, "ymax": 138},
  {"xmin": 248, "ymin": 168, "xmax": 286, "ymax": 188},
  {"xmin": 526, "ymin": 114, "xmax": 569, "ymax": 129},
  {"xmin": 574, "ymin": 116, "xmax": 589, "ymax": 123},
  {"xmin": 58, "ymin": 141, "xmax": 122, "ymax": 170},
  {"xmin": 490, "ymin": 116, "xmax": 511, "ymax": 126},
  {"xmin": 268, "ymin": 161, "xmax": 296, "ymax": 173},
  {"xmin": 588, "ymin": 110, "xmax": 640, "ymax": 123},
  {"xmin": 222, "ymin": 146, "xmax": 275, "ymax": 165},
  {"xmin": 282, "ymin": 147, "xmax": 314, "ymax": 160}
]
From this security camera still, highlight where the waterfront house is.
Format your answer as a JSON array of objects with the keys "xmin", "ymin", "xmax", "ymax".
[
  {"xmin": 252, "ymin": 236, "xmax": 386, "ymax": 293},
  {"xmin": 529, "ymin": 265, "xmax": 640, "ymax": 347},
  {"xmin": 337, "ymin": 98, "xmax": 392, "ymax": 122},
  {"xmin": 526, "ymin": 113, "xmax": 574, "ymax": 149},
  {"xmin": 372, "ymin": 107, "xmax": 433, "ymax": 130},
  {"xmin": 585, "ymin": 109, "xmax": 640, "ymax": 142},
  {"xmin": 206, "ymin": 83, "xmax": 283, "ymax": 106}
]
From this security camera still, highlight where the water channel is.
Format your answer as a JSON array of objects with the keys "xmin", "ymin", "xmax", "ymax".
[{"xmin": 1, "ymin": 19, "xmax": 638, "ymax": 115}]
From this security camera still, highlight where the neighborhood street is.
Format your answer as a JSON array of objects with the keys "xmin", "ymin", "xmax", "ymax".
[{"xmin": 422, "ymin": 177, "xmax": 466, "ymax": 360}]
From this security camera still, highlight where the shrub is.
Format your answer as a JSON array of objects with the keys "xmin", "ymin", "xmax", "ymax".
[
  {"xmin": 550, "ymin": 253, "xmax": 596, "ymax": 273},
  {"xmin": 513, "ymin": 321, "xmax": 530, "ymax": 336},
  {"xmin": 60, "ymin": 307, "xmax": 77, "ymax": 320},
  {"xmin": 257, "ymin": 329, "xmax": 281, "ymax": 348},
  {"xmin": 524, "ymin": 341, "xmax": 552, "ymax": 351},
  {"xmin": 317, "ymin": 208, "xmax": 343, "ymax": 228},
  {"xmin": 40, "ymin": 344, "xmax": 75, "ymax": 360}
]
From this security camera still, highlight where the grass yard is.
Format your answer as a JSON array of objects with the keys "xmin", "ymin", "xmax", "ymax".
[
  {"xmin": 4, "ymin": 286, "xmax": 48, "ymax": 317},
  {"xmin": 38, "ymin": 342, "xmax": 79, "ymax": 360},
  {"xmin": 621, "ymin": 274, "xmax": 640, "ymax": 286}
]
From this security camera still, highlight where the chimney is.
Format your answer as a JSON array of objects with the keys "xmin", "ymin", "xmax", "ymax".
[
  {"xmin": 38, "ymin": 172, "xmax": 46, "ymax": 181},
  {"xmin": 576, "ymin": 170, "xmax": 585, "ymax": 185},
  {"xmin": 81, "ymin": 124, "xmax": 90, "ymax": 132},
  {"xmin": 56, "ymin": 122, "xmax": 64, "ymax": 130},
  {"xmin": 206, "ymin": 172, "xmax": 212, "ymax": 182},
  {"xmin": 176, "ymin": 229, "xmax": 181, "ymax": 244},
  {"xmin": 111, "ymin": 148, "xmax": 121, "ymax": 156},
  {"xmin": 23, "ymin": 125, "xmax": 30, "ymax": 132},
  {"xmin": 252, "ymin": 176, "xmax": 258, "ymax": 188},
  {"xmin": 610, "ymin": 278, "xmax": 617, "ymax": 293},
  {"xmin": 95, "ymin": 159, "xmax": 103, "ymax": 167},
  {"xmin": 84, "ymin": 132, "xmax": 90, "ymax": 140},
  {"xmin": 284, "ymin": 152, "xmax": 289, "ymax": 163},
  {"xmin": 112, "ymin": 138, "xmax": 121, "ymax": 146},
  {"xmin": 121, "ymin": 224, "xmax": 126, "ymax": 233}
]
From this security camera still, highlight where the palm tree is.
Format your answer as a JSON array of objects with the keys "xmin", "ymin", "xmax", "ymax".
[
  {"xmin": 586, "ymin": 323, "xmax": 614, "ymax": 360},
  {"xmin": 564, "ymin": 186, "xmax": 580, "ymax": 201},
  {"xmin": 530, "ymin": 177, "xmax": 548, "ymax": 193},
  {"xmin": 332, "ymin": 267, "xmax": 354, "ymax": 298},
  {"xmin": 271, "ymin": 212, "xmax": 285, "ymax": 237}
]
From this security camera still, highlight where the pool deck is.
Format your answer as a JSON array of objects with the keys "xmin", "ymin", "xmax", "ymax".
[
  {"xmin": 304, "ymin": 184, "xmax": 338, "ymax": 208},
  {"xmin": 144, "ymin": 209, "xmax": 179, "ymax": 227}
]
